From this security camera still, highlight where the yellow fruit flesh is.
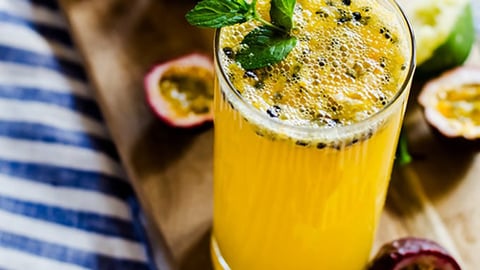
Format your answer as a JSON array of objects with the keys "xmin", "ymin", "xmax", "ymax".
[
  {"xmin": 436, "ymin": 84, "xmax": 480, "ymax": 126},
  {"xmin": 213, "ymin": 0, "xmax": 412, "ymax": 269},
  {"xmin": 159, "ymin": 66, "xmax": 213, "ymax": 117}
]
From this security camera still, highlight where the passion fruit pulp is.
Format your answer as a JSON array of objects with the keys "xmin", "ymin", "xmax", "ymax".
[
  {"xmin": 418, "ymin": 66, "xmax": 480, "ymax": 141},
  {"xmin": 369, "ymin": 237, "xmax": 461, "ymax": 270},
  {"xmin": 144, "ymin": 53, "xmax": 214, "ymax": 128}
]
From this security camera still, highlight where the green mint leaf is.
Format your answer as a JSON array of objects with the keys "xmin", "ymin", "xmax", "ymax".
[
  {"xmin": 270, "ymin": 0, "xmax": 296, "ymax": 31},
  {"xmin": 395, "ymin": 128, "xmax": 412, "ymax": 166},
  {"xmin": 236, "ymin": 26, "xmax": 297, "ymax": 69},
  {"xmin": 185, "ymin": 0, "xmax": 251, "ymax": 28}
]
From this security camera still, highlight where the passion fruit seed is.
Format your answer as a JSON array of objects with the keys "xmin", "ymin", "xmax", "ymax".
[
  {"xmin": 223, "ymin": 47, "xmax": 235, "ymax": 59},
  {"xmin": 266, "ymin": 105, "xmax": 282, "ymax": 118},
  {"xmin": 369, "ymin": 237, "xmax": 461, "ymax": 270},
  {"xmin": 352, "ymin": 12, "xmax": 362, "ymax": 21},
  {"xmin": 296, "ymin": 140, "xmax": 310, "ymax": 147},
  {"xmin": 315, "ymin": 10, "xmax": 329, "ymax": 18},
  {"xmin": 144, "ymin": 53, "xmax": 214, "ymax": 128},
  {"xmin": 316, "ymin": 142, "xmax": 327, "ymax": 149},
  {"xmin": 244, "ymin": 70, "xmax": 258, "ymax": 80}
]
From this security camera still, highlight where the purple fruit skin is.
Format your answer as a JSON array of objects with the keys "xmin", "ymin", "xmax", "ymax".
[{"xmin": 368, "ymin": 237, "xmax": 462, "ymax": 270}]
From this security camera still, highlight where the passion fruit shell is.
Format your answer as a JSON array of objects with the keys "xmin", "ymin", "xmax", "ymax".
[
  {"xmin": 418, "ymin": 66, "xmax": 480, "ymax": 141},
  {"xmin": 369, "ymin": 237, "xmax": 461, "ymax": 270},
  {"xmin": 144, "ymin": 53, "xmax": 214, "ymax": 128}
]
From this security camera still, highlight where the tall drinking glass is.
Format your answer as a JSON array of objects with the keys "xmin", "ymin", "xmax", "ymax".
[{"xmin": 212, "ymin": 0, "xmax": 415, "ymax": 269}]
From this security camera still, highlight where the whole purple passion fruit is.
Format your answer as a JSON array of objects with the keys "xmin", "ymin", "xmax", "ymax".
[
  {"xmin": 144, "ymin": 53, "xmax": 214, "ymax": 128},
  {"xmin": 418, "ymin": 66, "xmax": 480, "ymax": 141},
  {"xmin": 369, "ymin": 237, "xmax": 461, "ymax": 270}
]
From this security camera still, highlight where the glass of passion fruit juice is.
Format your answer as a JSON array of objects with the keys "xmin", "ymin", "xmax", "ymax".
[{"xmin": 212, "ymin": 0, "xmax": 415, "ymax": 269}]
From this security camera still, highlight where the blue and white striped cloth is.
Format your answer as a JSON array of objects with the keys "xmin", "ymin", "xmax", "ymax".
[{"xmin": 0, "ymin": 0, "xmax": 159, "ymax": 269}]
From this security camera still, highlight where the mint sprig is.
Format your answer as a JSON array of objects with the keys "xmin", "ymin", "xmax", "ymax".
[
  {"xmin": 186, "ymin": 0, "xmax": 297, "ymax": 69},
  {"xmin": 270, "ymin": 0, "xmax": 296, "ymax": 31},
  {"xmin": 237, "ymin": 26, "xmax": 297, "ymax": 69},
  {"xmin": 185, "ymin": 0, "xmax": 252, "ymax": 28}
]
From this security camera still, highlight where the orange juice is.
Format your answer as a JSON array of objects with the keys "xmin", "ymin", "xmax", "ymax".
[{"xmin": 212, "ymin": 0, "xmax": 415, "ymax": 269}]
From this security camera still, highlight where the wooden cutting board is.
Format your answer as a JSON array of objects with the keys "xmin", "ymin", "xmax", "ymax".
[{"xmin": 60, "ymin": 0, "xmax": 480, "ymax": 269}]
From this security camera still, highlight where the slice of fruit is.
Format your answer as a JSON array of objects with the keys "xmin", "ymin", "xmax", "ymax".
[
  {"xmin": 369, "ymin": 237, "xmax": 461, "ymax": 270},
  {"xmin": 397, "ymin": 0, "xmax": 475, "ymax": 75},
  {"xmin": 144, "ymin": 53, "xmax": 214, "ymax": 128},
  {"xmin": 418, "ymin": 66, "xmax": 480, "ymax": 140}
]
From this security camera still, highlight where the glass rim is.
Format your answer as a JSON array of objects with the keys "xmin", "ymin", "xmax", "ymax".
[{"xmin": 214, "ymin": 0, "xmax": 416, "ymax": 138}]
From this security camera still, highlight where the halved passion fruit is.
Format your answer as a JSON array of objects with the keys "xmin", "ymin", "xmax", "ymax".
[
  {"xmin": 369, "ymin": 237, "xmax": 461, "ymax": 270},
  {"xmin": 418, "ymin": 66, "xmax": 480, "ymax": 140},
  {"xmin": 144, "ymin": 53, "xmax": 214, "ymax": 128}
]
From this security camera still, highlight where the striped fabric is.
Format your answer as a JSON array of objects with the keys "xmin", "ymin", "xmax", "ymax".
[{"xmin": 0, "ymin": 0, "xmax": 158, "ymax": 269}]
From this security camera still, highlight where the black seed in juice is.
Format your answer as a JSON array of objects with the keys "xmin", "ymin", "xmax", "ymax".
[
  {"xmin": 296, "ymin": 140, "xmax": 310, "ymax": 147},
  {"xmin": 401, "ymin": 64, "xmax": 407, "ymax": 70},
  {"xmin": 331, "ymin": 37, "xmax": 340, "ymax": 47},
  {"xmin": 223, "ymin": 47, "xmax": 234, "ymax": 59},
  {"xmin": 346, "ymin": 70, "xmax": 357, "ymax": 79},
  {"xmin": 326, "ymin": 119, "xmax": 338, "ymax": 127},
  {"xmin": 342, "ymin": 0, "xmax": 351, "ymax": 6},
  {"xmin": 292, "ymin": 64, "xmax": 302, "ymax": 74},
  {"xmin": 359, "ymin": 16, "xmax": 371, "ymax": 25},
  {"xmin": 255, "ymin": 130, "xmax": 265, "ymax": 137},
  {"xmin": 384, "ymin": 33, "xmax": 391, "ymax": 39},
  {"xmin": 350, "ymin": 138, "xmax": 359, "ymax": 145},
  {"xmin": 337, "ymin": 11, "xmax": 352, "ymax": 24},
  {"xmin": 221, "ymin": 89, "xmax": 227, "ymax": 101},
  {"xmin": 228, "ymin": 100, "xmax": 235, "ymax": 109},
  {"xmin": 273, "ymin": 92, "xmax": 283, "ymax": 101},
  {"xmin": 315, "ymin": 10, "xmax": 329, "ymax": 18},
  {"xmin": 254, "ymin": 81, "xmax": 265, "ymax": 89},
  {"xmin": 317, "ymin": 142, "xmax": 327, "ymax": 149},
  {"xmin": 267, "ymin": 105, "xmax": 281, "ymax": 118},
  {"xmin": 244, "ymin": 70, "xmax": 258, "ymax": 80},
  {"xmin": 352, "ymin": 12, "xmax": 362, "ymax": 21},
  {"xmin": 365, "ymin": 129, "xmax": 374, "ymax": 140}
]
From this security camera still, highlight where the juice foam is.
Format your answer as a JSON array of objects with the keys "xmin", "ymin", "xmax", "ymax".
[{"xmin": 219, "ymin": 0, "xmax": 410, "ymax": 139}]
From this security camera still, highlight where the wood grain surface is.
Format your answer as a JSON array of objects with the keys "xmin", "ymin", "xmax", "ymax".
[{"xmin": 59, "ymin": 1, "xmax": 480, "ymax": 269}]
